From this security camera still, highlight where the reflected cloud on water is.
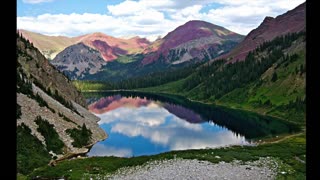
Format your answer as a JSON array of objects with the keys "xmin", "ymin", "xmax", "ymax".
[
  {"xmin": 87, "ymin": 143, "xmax": 132, "ymax": 157},
  {"xmin": 88, "ymin": 96, "xmax": 249, "ymax": 157}
]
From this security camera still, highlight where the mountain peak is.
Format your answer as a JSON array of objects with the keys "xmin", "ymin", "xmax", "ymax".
[
  {"xmin": 216, "ymin": 2, "xmax": 305, "ymax": 63},
  {"xmin": 262, "ymin": 16, "xmax": 274, "ymax": 23},
  {"xmin": 81, "ymin": 32, "xmax": 111, "ymax": 40},
  {"xmin": 184, "ymin": 20, "xmax": 212, "ymax": 26},
  {"xmin": 161, "ymin": 20, "xmax": 242, "ymax": 46},
  {"xmin": 141, "ymin": 20, "xmax": 244, "ymax": 65}
]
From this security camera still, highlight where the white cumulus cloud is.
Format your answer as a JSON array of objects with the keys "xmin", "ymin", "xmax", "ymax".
[
  {"xmin": 22, "ymin": 0, "xmax": 53, "ymax": 4},
  {"xmin": 17, "ymin": 0, "xmax": 305, "ymax": 38}
]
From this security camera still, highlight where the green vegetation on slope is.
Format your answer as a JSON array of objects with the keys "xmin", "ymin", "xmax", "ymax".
[
  {"xmin": 181, "ymin": 32, "xmax": 304, "ymax": 101},
  {"xmin": 18, "ymin": 31, "xmax": 87, "ymax": 107},
  {"xmin": 33, "ymin": 78, "xmax": 82, "ymax": 116},
  {"xmin": 81, "ymin": 49, "xmax": 207, "ymax": 82},
  {"xmin": 58, "ymin": 112, "xmax": 77, "ymax": 125},
  {"xmin": 35, "ymin": 116, "xmax": 65, "ymax": 154},
  {"xmin": 139, "ymin": 32, "xmax": 306, "ymax": 124},
  {"xmin": 17, "ymin": 123, "xmax": 51, "ymax": 175},
  {"xmin": 66, "ymin": 123, "xmax": 92, "ymax": 148},
  {"xmin": 30, "ymin": 134, "xmax": 305, "ymax": 180},
  {"xmin": 73, "ymin": 63, "xmax": 200, "ymax": 91},
  {"xmin": 17, "ymin": 65, "xmax": 55, "ymax": 113},
  {"xmin": 33, "ymin": 93, "xmax": 55, "ymax": 113},
  {"xmin": 73, "ymin": 33, "xmax": 305, "ymax": 124},
  {"xmin": 17, "ymin": 67, "xmax": 33, "ymax": 96},
  {"xmin": 216, "ymin": 36, "xmax": 305, "ymax": 123},
  {"xmin": 115, "ymin": 54, "xmax": 142, "ymax": 64},
  {"xmin": 73, "ymin": 80, "xmax": 110, "ymax": 91}
]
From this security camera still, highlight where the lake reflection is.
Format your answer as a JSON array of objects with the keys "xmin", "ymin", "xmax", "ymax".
[{"xmin": 87, "ymin": 95, "xmax": 250, "ymax": 157}]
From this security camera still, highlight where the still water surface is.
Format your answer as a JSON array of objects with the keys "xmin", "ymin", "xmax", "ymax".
[{"xmin": 86, "ymin": 91, "xmax": 298, "ymax": 157}]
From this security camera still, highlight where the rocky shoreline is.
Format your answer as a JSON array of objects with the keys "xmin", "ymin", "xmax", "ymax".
[{"xmin": 83, "ymin": 157, "xmax": 278, "ymax": 180}]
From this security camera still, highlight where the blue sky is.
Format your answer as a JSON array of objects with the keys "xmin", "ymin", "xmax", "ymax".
[
  {"xmin": 17, "ymin": 0, "xmax": 123, "ymax": 16},
  {"xmin": 17, "ymin": 0, "xmax": 305, "ymax": 41}
]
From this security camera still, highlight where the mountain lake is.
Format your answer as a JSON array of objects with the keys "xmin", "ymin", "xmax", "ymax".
[{"xmin": 85, "ymin": 91, "xmax": 299, "ymax": 157}]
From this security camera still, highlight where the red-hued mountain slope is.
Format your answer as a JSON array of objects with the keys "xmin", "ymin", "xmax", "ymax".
[
  {"xmin": 216, "ymin": 2, "xmax": 305, "ymax": 63},
  {"xmin": 78, "ymin": 32, "xmax": 151, "ymax": 62},
  {"xmin": 17, "ymin": 30, "xmax": 151, "ymax": 62},
  {"xmin": 141, "ymin": 20, "xmax": 244, "ymax": 65}
]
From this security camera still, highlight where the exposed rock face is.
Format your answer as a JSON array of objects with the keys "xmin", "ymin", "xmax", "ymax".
[
  {"xmin": 17, "ymin": 85, "xmax": 106, "ymax": 158},
  {"xmin": 48, "ymin": 33, "xmax": 152, "ymax": 80},
  {"xmin": 17, "ymin": 37, "xmax": 87, "ymax": 107},
  {"xmin": 17, "ymin": 34, "xmax": 107, "ymax": 160},
  {"xmin": 141, "ymin": 20, "xmax": 244, "ymax": 65},
  {"xmin": 216, "ymin": 2, "xmax": 305, "ymax": 63},
  {"xmin": 79, "ymin": 32, "xmax": 150, "ymax": 61},
  {"xmin": 51, "ymin": 43, "xmax": 107, "ymax": 80},
  {"xmin": 92, "ymin": 39, "xmax": 128, "ymax": 61}
]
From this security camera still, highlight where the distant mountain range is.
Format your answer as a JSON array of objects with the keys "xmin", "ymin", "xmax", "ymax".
[
  {"xmin": 18, "ymin": 2, "xmax": 305, "ymax": 83},
  {"xmin": 72, "ymin": 2, "xmax": 305, "ymax": 124},
  {"xmin": 18, "ymin": 29, "xmax": 77, "ymax": 60},
  {"xmin": 18, "ymin": 29, "xmax": 151, "ymax": 61},
  {"xmin": 19, "ymin": 20, "xmax": 244, "ymax": 80}
]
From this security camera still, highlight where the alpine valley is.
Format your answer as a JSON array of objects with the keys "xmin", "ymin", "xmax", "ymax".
[
  {"xmin": 19, "ymin": 20, "xmax": 244, "ymax": 81},
  {"xmin": 17, "ymin": 1, "xmax": 306, "ymax": 180}
]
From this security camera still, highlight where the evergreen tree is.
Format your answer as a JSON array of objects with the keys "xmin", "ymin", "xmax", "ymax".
[{"xmin": 271, "ymin": 72, "xmax": 278, "ymax": 82}]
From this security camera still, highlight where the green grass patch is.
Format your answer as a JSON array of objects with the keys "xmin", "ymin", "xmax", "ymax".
[
  {"xmin": 137, "ymin": 77, "xmax": 187, "ymax": 94},
  {"xmin": 115, "ymin": 55, "xmax": 137, "ymax": 64},
  {"xmin": 73, "ymin": 80, "xmax": 111, "ymax": 92},
  {"xmin": 30, "ymin": 134, "xmax": 305, "ymax": 179},
  {"xmin": 17, "ymin": 174, "xmax": 28, "ymax": 180}
]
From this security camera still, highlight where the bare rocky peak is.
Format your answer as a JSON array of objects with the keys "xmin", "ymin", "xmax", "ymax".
[{"xmin": 51, "ymin": 43, "xmax": 107, "ymax": 80}]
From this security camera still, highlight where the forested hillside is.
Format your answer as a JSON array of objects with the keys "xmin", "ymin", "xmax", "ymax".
[
  {"xmin": 77, "ymin": 32, "xmax": 305, "ymax": 124},
  {"xmin": 140, "ymin": 32, "xmax": 306, "ymax": 123}
]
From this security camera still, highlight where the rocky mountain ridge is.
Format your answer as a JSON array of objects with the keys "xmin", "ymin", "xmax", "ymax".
[
  {"xmin": 49, "ymin": 20, "xmax": 244, "ymax": 80},
  {"xmin": 17, "ymin": 34, "xmax": 107, "ymax": 174},
  {"xmin": 18, "ymin": 29, "xmax": 151, "ymax": 61},
  {"xmin": 215, "ymin": 2, "xmax": 305, "ymax": 63}
]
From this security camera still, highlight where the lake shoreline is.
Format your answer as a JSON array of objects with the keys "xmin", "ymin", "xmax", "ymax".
[
  {"xmin": 29, "ymin": 133, "xmax": 306, "ymax": 179},
  {"xmin": 81, "ymin": 89, "xmax": 305, "ymax": 126},
  {"xmin": 83, "ymin": 90, "xmax": 303, "ymax": 145},
  {"xmin": 34, "ymin": 89, "xmax": 304, "ymax": 178}
]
